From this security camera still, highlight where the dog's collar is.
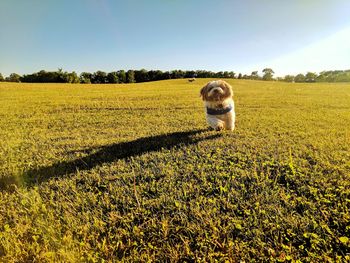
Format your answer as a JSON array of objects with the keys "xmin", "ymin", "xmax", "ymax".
[{"xmin": 206, "ymin": 103, "xmax": 233, "ymax": 115}]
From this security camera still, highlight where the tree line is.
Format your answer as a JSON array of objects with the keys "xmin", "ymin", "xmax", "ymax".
[
  {"xmin": 228, "ymin": 69, "xmax": 350, "ymax": 83},
  {"xmin": 0, "ymin": 68, "xmax": 349, "ymax": 83},
  {"xmin": 0, "ymin": 69, "xmax": 235, "ymax": 84}
]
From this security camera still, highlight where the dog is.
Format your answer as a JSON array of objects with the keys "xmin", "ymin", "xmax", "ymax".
[{"xmin": 200, "ymin": 80, "xmax": 235, "ymax": 131}]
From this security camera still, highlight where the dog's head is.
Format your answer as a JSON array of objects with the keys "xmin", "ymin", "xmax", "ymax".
[{"xmin": 200, "ymin": 80, "xmax": 233, "ymax": 101}]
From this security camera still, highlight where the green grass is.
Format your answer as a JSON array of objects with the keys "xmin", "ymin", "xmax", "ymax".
[{"xmin": 0, "ymin": 79, "xmax": 349, "ymax": 262}]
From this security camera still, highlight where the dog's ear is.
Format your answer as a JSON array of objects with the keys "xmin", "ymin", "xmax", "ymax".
[
  {"xmin": 220, "ymin": 80, "xmax": 233, "ymax": 98},
  {"xmin": 200, "ymin": 84, "xmax": 208, "ymax": 100}
]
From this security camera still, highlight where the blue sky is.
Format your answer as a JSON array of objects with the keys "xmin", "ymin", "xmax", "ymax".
[{"xmin": 1, "ymin": 0, "xmax": 350, "ymax": 77}]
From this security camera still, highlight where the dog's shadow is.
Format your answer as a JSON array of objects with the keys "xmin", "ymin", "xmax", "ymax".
[{"xmin": 24, "ymin": 129, "xmax": 220, "ymax": 186}]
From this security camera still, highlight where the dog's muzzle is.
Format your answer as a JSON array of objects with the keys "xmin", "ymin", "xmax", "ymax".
[{"xmin": 209, "ymin": 87, "xmax": 224, "ymax": 96}]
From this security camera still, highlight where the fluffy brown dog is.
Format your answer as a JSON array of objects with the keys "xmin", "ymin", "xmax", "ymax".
[{"xmin": 200, "ymin": 80, "xmax": 235, "ymax": 131}]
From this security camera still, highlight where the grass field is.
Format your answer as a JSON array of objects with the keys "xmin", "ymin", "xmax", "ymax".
[{"xmin": 0, "ymin": 79, "xmax": 349, "ymax": 262}]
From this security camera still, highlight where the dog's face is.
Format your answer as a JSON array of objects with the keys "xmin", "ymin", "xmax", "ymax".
[{"xmin": 200, "ymin": 80, "xmax": 233, "ymax": 101}]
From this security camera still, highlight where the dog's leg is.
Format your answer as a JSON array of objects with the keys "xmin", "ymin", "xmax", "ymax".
[
  {"xmin": 226, "ymin": 121, "xmax": 235, "ymax": 131},
  {"xmin": 216, "ymin": 124, "xmax": 224, "ymax": 131},
  {"xmin": 207, "ymin": 115, "xmax": 224, "ymax": 131},
  {"xmin": 225, "ymin": 112, "xmax": 236, "ymax": 131}
]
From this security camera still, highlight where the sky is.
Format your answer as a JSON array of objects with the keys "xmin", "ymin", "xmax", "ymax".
[{"xmin": 1, "ymin": 0, "xmax": 350, "ymax": 77}]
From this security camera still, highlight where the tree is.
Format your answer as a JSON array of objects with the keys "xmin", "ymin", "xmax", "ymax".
[
  {"xmin": 215, "ymin": 71, "xmax": 224, "ymax": 78},
  {"xmin": 305, "ymin": 72, "xmax": 317, "ymax": 83},
  {"xmin": 164, "ymin": 71, "xmax": 172, "ymax": 79},
  {"xmin": 148, "ymin": 70, "xmax": 164, "ymax": 81},
  {"xmin": 237, "ymin": 73, "xmax": 242, "ymax": 79},
  {"xmin": 184, "ymin": 70, "xmax": 196, "ymax": 79},
  {"xmin": 56, "ymin": 68, "xmax": 67, "ymax": 83},
  {"xmin": 6, "ymin": 73, "xmax": 21, "ymax": 82},
  {"xmin": 107, "ymin": 72, "xmax": 119, "ymax": 83},
  {"xmin": 262, "ymin": 68, "xmax": 274, "ymax": 81},
  {"xmin": 250, "ymin": 71, "xmax": 259, "ymax": 80},
  {"xmin": 135, "ymin": 69, "xmax": 150, "ymax": 82},
  {"xmin": 118, "ymin": 70, "xmax": 127, "ymax": 83},
  {"xmin": 0, "ymin": 73, "xmax": 4, "ymax": 82},
  {"xmin": 333, "ymin": 70, "xmax": 350, "ymax": 82},
  {"xmin": 223, "ymin": 71, "xmax": 231, "ymax": 78},
  {"xmin": 80, "ymin": 72, "xmax": 92, "ymax": 84},
  {"xmin": 316, "ymin": 71, "xmax": 336, "ymax": 82},
  {"xmin": 65, "ymin": 71, "xmax": 80, "ymax": 83},
  {"xmin": 294, "ymin": 74, "xmax": 306, "ymax": 83},
  {"xmin": 228, "ymin": 71, "xmax": 235, "ymax": 78},
  {"xmin": 126, "ymin": 70, "xmax": 135, "ymax": 83},
  {"xmin": 284, "ymin": 75, "xmax": 295, "ymax": 82},
  {"xmin": 92, "ymin": 71, "xmax": 107, "ymax": 84},
  {"xmin": 171, "ymin": 70, "xmax": 184, "ymax": 79},
  {"xmin": 19, "ymin": 70, "xmax": 81, "ymax": 83},
  {"xmin": 21, "ymin": 70, "xmax": 59, "ymax": 83}
]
